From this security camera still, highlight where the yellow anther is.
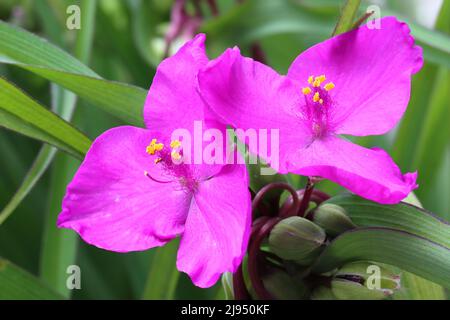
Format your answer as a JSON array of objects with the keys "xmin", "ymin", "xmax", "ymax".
[
  {"xmin": 319, "ymin": 99, "xmax": 324, "ymax": 104},
  {"xmin": 154, "ymin": 158, "xmax": 162, "ymax": 164},
  {"xmin": 317, "ymin": 75, "xmax": 326, "ymax": 82},
  {"xmin": 302, "ymin": 87, "xmax": 312, "ymax": 95},
  {"xmin": 313, "ymin": 75, "xmax": 326, "ymax": 87},
  {"xmin": 146, "ymin": 138, "xmax": 164, "ymax": 155},
  {"xmin": 313, "ymin": 92, "xmax": 320, "ymax": 102},
  {"xmin": 170, "ymin": 140, "xmax": 181, "ymax": 149},
  {"xmin": 324, "ymin": 82, "xmax": 335, "ymax": 91},
  {"xmin": 171, "ymin": 150, "xmax": 181, "ymax": 161},
  {"xmin": 308, "ymin": 75, "xmax": 314, "ymax": 84},
  {"xmin": 146, "ymin": 145, "xmax": 156, "ymax": 155}
]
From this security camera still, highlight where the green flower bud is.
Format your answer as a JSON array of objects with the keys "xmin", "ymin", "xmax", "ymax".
[
  {"xmin": 313, "ymin": 203, "xmax": 356, "ymax": 237},
  {"xmin": 310, "ymin": 285, "xmax": 336, "ymax": 300},
  {"xmin": 331, "ymin": 262, "xmax": 401, "ymax": 300},
  {"xmin": 263, "ymin": 268, "xmax": 310, "ymax": 299},
  {"xmin": 269, "ymin": 217, "xmax": 326, "ymax": 265}
]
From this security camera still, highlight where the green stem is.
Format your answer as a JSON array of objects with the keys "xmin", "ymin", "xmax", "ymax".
[
  {"xmin": 39, "ymin": 0, "xmax": 97, "ymax": 298},
  {"xmin": 142, "ymin": 240, "xmax": 180, "ymax": 299}
]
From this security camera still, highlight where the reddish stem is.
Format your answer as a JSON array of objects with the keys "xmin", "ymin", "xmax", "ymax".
[
  {"xmin": 247, "ymin": 218, "xmax": 280, "ymax": 300},
  {"xmin": 252, "ymin": 182, "xmax": 300, "ymax": 218},
  {"xmin": 297, "ymin": 177, "xmax": 315, "ymax": 217}
]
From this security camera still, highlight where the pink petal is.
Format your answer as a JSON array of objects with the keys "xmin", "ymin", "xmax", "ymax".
[
  {"xmin": 198, "ymin": 47, "xmax": 311, "ymax": 173},
  {"xmin": 57, "ymin": 126, "xmax": 192, "ymax": 252},
  {"xmin": 287, "ymin": 16, "xmax": 423, "ymax": 136},
  {"xmin": 287, "ymin": 136, "xmax": 417, "ymax": 204},
  {"xmin": 144, "ymin": 34, "xmax": 208, "ymax": 137},
  {"xmin": 176, "ymin": 164, "xmax": 252, "ymax": 287},
  {"xmin": 144, "ymin": 33, "xmax": 226, "ymax": 178}
]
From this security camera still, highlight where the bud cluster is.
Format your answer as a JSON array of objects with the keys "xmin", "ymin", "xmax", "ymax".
[{"xmin": 230, "ymin": 180, "xmax": 402, "ymax": 300}]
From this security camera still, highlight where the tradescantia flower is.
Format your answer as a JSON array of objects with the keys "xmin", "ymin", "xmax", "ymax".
[
  {"xmin": 198, "ymin": 17, "xmax": 423, "ymax": 204},
  {"xmin": 57, "ymin": 35, "xmax": 251, "ymax": 288}
]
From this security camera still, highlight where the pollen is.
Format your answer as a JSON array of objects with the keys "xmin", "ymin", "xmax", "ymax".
[
  {"xmin": 171, "ymin": 150, "xmax": 181, "ymax": 161},
  {"xmin": 313, "ymin": 92, "xmax": 320, "ymax": 102},
  {"xmin": 170, "ymin": 139, "xmax": 181, "ymax": 149},
  {"xmin": 308, "ymin": 75, "xmax": 314, "ymax": 84},
  {"xmin": 302, "ymin": 87, "xmax": 312, "ymax": 95},
  {"xmin": 319, "ymin": 99, "xmax": 324, "ymax": 104},
  {"xmin": 146, "ymin": 138, "xmax": 164, "ymax": 155},
  {"xmin": 324, "ymin": 82, "xmax": 335, "ymax": 91},
  {"xmin": 313, "ymin": 75, "xmax": 326, "ymax": 87}
]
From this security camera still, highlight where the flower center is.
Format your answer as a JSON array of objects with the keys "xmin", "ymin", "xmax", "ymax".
[
  {"xmin": 144, "ymin": 138, "xmax": 198, "ymax": 192},
  {"xmin": 301, "ymin": 74, "xmax": 335, "ymax": 138}
]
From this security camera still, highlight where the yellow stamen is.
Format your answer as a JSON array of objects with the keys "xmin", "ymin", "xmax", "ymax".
[
  {"xmin": 146, "ymin": 138, "xmax": 164, "ymax": 155},
  {"xmin": 171, "ymin": 150, "xmax": 181, "ymax": 161},
  {"xmin": 324, "ymin": 82, "xmax": 335, "ymax": 91},
  {"xmin": 313, "ymin": 75, "xmax": 326, "ymax": 87},
  {"xmin": 154, "ymin": 158, "xmax": 162, "ymax": 164},
  {"xmin": 170, "ymin": 139, "xmax": 181, "ymax": 149},
  {"xmin": 313, "ymin": 92, "xmax": 320, "ymax": 102},
  {"xmin": 319, "ymin": 99, "xmax": 323, "ymax": 104},
  {"xmin": 308, "ymin": 75, "xmax": 314, "ymax": 84},
  {"xmin": 302, "ymin": 87, "xmax": 312, "ymax": 95}
]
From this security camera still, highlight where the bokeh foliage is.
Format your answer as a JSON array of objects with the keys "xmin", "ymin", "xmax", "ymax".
[{"xmin": 0, "ymin": 0, "xmax": 448, "ymax": 299}]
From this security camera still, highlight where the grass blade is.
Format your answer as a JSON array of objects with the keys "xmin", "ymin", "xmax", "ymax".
[
  {"xmin": 0, "ymin": 257, "xmax": 64, "ymax": 299},
  {"xmin": 142, "ymin": 240, "xmax": 180, "ymax": 300},
  {"xmin": 0, "ymin": 77, "xmax": 91, "ymax": 159},
  {"xmin": 0, "ymin": 19, "xmax": 146, "ymax": 126},
  {"xmin": 332, "ymin": 0, "xmax": 361, "ymax": 36}
]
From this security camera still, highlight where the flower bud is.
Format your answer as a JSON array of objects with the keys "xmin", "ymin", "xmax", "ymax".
[
  {"xmin": 310, "ymin": 285, "xmax": 336, "ymax": 300},
  {"xmin": 263, "ymin": 268, "xmax": 310, "ymax": 299},
  {"xmin": 331, "ymin": 262, "xmax": 401, "ymax": 300},
  {"xmin": 313, "ymin": 203, "xmax": 356, "ymax": 237},
  {"xmin": 269, "ymin": 217, "xmax": 326, "ymax": 265}
]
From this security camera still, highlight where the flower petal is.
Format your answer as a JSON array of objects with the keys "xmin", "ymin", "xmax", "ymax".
[
  {"xmin": 287, "ymin": 16, "xmax": 423, "ymax": 136},
  {"xmin": 144, "ymin": 33, "xmax": 226, "ymax": 178},
  {"xmin": 57, "ymin": 126, "xmax": 192, "ymax": 252},
  {"xmin": 287, "ymin": 136, "xmax": 417, "ymax": 204},
  {"xmin": 144, "ymin": 33, "xmax": 208, "ymax": 136},
  {"xmin": 176, "ymin": 164, "xmax": 251, "ymax": 287},
  {"xmin": 198, "ymin": 47, "xmax": 311, "ymax": 173}
]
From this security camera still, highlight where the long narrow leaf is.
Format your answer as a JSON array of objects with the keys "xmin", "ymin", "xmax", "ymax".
[
  {"xmin": 312, "ymin": 227, "xmax": 450, "ymax": 289},
  {"xmin": 0, "ymin": 19, "xmax": 145, "ymax": 126},
  {"xmin": 0, "ymin": 77, "xmax": 91, "ymax": 159},
  {"xmin": 0, "ymin": 257, "xmax": 64, "ymax": 299},
  {"xmin": 332, "ymin": 0, "xmax": 361, "ymax": 36}
]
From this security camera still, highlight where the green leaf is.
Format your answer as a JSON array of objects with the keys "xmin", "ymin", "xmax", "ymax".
[
  {"xmin": 325, "ymin": 194, "xmax": 450, "ymax": 248},
  {"xmin": 40, "ymin": 154, "xmax": 80, "ymax": 298},
  {"xmin": 325, "ymin": 194, "xmax": 448, "ymax": 299},
  {"xmin": 0, "ymin": 19, "xmax": 146, "ymax": 126},
  {"xmin": 142, "ymin": 240, "xmax": 180, "ymax": 300},
  {"xmin": 332, "ymin": 0, "xmax": 361, "ymax": 36},
  {"xmin": 201, "ymin": 0, "xmax": 333, "ymax": 46},
  {"xmin": 39, "ymin": 0, "xmax": 96, "ymax": 298},
  {"xmin": 312, "ymin": 227, "xmax": 450, "ymax": 289},
  {"xmin": 413, "ymin": 69, "xmax": 450, "ymax": 199},
  {"xmin": 0, "ymin": 77, "xmax": 91, "ymax": 159},
  {"xmin": 398, "ymin": 272, "xmax": 446, "ymax": 300},
  {"xmin": 0, "ymin": 257, "xmax": 64, "ymax": 299},
  {"xmin": 0, "ymin": 146, "xmax": 56, "ymax": 225}
]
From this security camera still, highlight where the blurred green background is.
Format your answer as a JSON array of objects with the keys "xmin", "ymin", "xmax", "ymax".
[{"xmin": 0, "ymin": 0, "xmax": 448, "ymax": 299}]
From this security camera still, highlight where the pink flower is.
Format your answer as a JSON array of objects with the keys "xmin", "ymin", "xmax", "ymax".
[
  {"xmin": 57, "ymin": 35, "xmax": 251, "ymax": 288},
  {"xmin": 198, "ymin": 17, "xmax": 423, "ymax": 204}
]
